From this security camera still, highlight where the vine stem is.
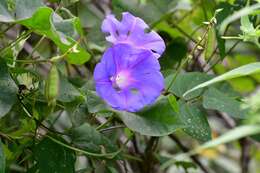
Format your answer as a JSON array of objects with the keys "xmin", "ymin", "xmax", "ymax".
[
  {"xmin": 96, "ymin": 116, "xmax": 114, "ymax": 131},
  {"xmin": 99, "ymin": 125, "xmax": 126, "ymax": 133},
  {"xmin": 46, "ymin": 135, "xmax": 121, "ymax": 158},
  {"xmin": 18, "ymin": 94, "xmax": 132, "ymax": 159},
  {"xmin": 45, "ymin": 133, "xmax": 133, "ymax": 159},
  {"xmin": 0, "ymin": 30, "xmax": 32, "ymax": 55},
  {"xmin": 0, "ymin": 23, "xmax": 15, "ymax": 36},
  {"xmin": 165, "ymin": 24, "xmax": 212, "ymax": 92},
  {"xmin": 50, "ymin": 39, "xmax": 82, "ymax": 63},
  {"xmin": 122, "ymin": 153, "xmax": 143, "ymax": 162},
  {"xmin": 4, "ymin": 39, "xmax": 82, "ymax": 64},
  {"xmin": 202, "ymin": 24, "xmax": 231, "ymax": 70},
  {"xmin": 150, "ymin": 6, "xmax": 204, "ymax": 48},
  {"xmin": 205, "ymin": 40, "xmax": 241, "ymax": 72},
  {"xmin": 26, "ymin": 35, "xmax": 45, "ymax": 59},
  {"xmin": 0, "ymin": 131, "xmax": 13, "ymax": 142},
  {"xmin": 12, "ymin": 58, "xmax": 50, "ymax": 64},
  {"xmin": 169, "ymin": 134, "xmax": 210, "ymax": 173},
  {"xmin": 169, "ymin": 23, "xmax": 204, "ymax": 48}
]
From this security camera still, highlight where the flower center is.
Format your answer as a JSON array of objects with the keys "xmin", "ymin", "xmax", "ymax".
[{"xmin": 110, "ymin": 71, "xmax": 130, "ymax": 90}]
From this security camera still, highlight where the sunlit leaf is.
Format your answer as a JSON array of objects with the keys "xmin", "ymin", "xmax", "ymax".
[
  {"xmin": 219, "ymin": 3, "xmax": 260, "ymax": 34},
  {"xmin": 239, "ymin": 15, "xmax": 260, "ymax": 47},
  {"xmin": 184, "ymin": 62, "xmax": 260, "ymax": 97},
  {"xmin": 0, "ymin": 0, "xmax": 91, "ymax": 64},
  {"xmin": 18, "ymin": 7, "xmax": 91, "ymax": 64}
]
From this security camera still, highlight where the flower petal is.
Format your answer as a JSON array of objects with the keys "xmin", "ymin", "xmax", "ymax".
[
  {"xmin": 94, "ymin": 44, "xmax": 164, "ymax": 112},
  {"xmin": 101, "ymin": 12, "xmax": 165, "ymax": 58}
]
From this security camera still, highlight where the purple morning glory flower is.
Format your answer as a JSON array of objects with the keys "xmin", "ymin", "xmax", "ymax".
[
  {"xmin": 94, "ymin": 44, "xmax": 164, "ymax": 112},
  {"xmin": 101, "ymin": 12, "xmax": 165, "ymax": 59}
]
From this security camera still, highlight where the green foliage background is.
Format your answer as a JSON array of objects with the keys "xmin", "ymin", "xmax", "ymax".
[{"xmin": 0, "ymin": 0, "xmax": 260, "ymax": 173}]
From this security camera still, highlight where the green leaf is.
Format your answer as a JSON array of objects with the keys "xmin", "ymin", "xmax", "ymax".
[
  {"xmin": 165, "ymin": 72, "xmax": 212, "ymax": 100},
  {"xmin": 179, "ymin": 101, "xmax": 211, "ymax": 142},
  {"xmin": 168, "ymin": 94, "xmax": 179, "ymax": 113},
  {"xmin": 4, "ymin": 32, "xmax": 30, "ymax": 66},
  {"xmin": 0, "ymin": 0, "xmax": 44, "ymax": 22},
  {"xmin": 0, "ymin": 1, "xmax": 13, "ymax": 22},
  {"xmin": 195, "ymin": 125, "xmax": 260, "ymax": 152},
  {"xmin": 35, "ymin": 137, "xmax": 76, "ymax": 173},
  {"xmin": 112, "ymin": 0, "xmax": 178, "ymax": 24},
  {"xmin": 241, "ymin": 15, "xmax": 254, "ymax": 32},
  {"xmin": 219, "ymin": 3, "xmax": 260, "ymax": 35},
  {"xmin": 117, "ymin": 97, "xmax": 184, "ymax": 136},
  {"xmin": 204, "ymin": 28, "xmax": 216, "ymax": 59},
  {"xmin": 239, "ymin": 15, "xmax": 260, "ymax": 47},
  {"xmin": 77, "ymin": 1, "xmax": 102, "ymax": 28},
  {"xmin": 214, "ymin": 2, "xmax": 234, "ymax": 59},
  {"xmin": 64, "ymin": 99, "xmax": 88, "ymax": 127},
  {"xmin": 8, "ymin": 119, "xmax": 36, "ymax": 139},
  {"xmin": 229, "ymin": 77, "xmax": 255, "ymax": 94},
  {"xmin": 0, "ymin": 59, "xmax": 17, "ymax": 118},
  {"xmin": 61, "ymin": 0, "xmax": 79, "ymax": 7},
  {"xmin": 0, "ymin": 140, "xmax": 5, "ymax": 173},
  {"xmin": 69, "ymin": 123, "xmax": 117, "ymax": 153},
  {"xmin": 58, "ymin": 73, "xmax": 82, "ymax": 102},
  {"xmin": 27, "ymin": 164, "xmax": 38, "ymax": 173},
  {"xmin": 160, "ymin": 38, "xmax": 188, "ymax": 70},
  {"xmin": 107, "ymin": 166, "xmax": 119, "ymax": 173},
  {"xmin": 184, "ymin": 62, "xmax": 260, "ymax": 97},
  {"xmin": 18, "ymin": 7, "xmax": 90, "ymax": 64},
  {"xmin": 203, "ymin": 88, "xmax": 247, "ymax": 118},
  {"xmin": 85, "ymin": 90, "xmax": 108, "ymax": 113},
  {"xmin": 0, "ymin": 0, "xmax": 91, "ymax": 64},
  {"xmin": 175, "ymin": 161, "xmax": 197, "ymax": 171}
]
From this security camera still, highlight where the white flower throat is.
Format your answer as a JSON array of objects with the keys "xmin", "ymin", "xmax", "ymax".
[{"xmin": 110, "ymin": 71, "xmax": 130, "ymax": 90}]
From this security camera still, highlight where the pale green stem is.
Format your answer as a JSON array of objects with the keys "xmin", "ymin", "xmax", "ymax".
[{"xmin": 96, "ymin": 116, "xmax": 114, "ymax": 131}]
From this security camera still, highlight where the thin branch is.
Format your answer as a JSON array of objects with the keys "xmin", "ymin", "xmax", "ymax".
[
  {"xmin": 166, "ymin": 24, "xmax": 211, "ymax": 92},
  {"xmin": 0, "ymin": 30, "xmax": 32, "ymax": 55},
  {"xmin": 46, "ymin": 134, "xmax": 123, "ymax": 158},
  {"xmin": 170, "ymin": 23, "xmax": 204, "ymax": 47},
  {"xmin": 142, "ymin": 137, "xmax": 159, "ymax": 173},
  {"xmin": 216, "ymin": 112, "xmax": 235, "ymax": 128},
  {"xmin": 72, "ymin": 64, "xmax": 85, "ymax": 77},
  {"xmin": 206, "ymin": 40, "xmax": 241, "ymax": 72},
  {"xmin": 240, "ymin": 138, "xmax": 251, "ymax": 173},
  {"xmin": 169, "ymin": 134, "xmax": 211, "ymax": 173},
  {"xmin": 99, "ymin": 125, "xmax": 125, "ymax": 133},
  {"xmin": 26, "ymin": 36, "xmax": 45, "ymax": 59},
  {"xmin": 215, "ymin": 111, "xmax": 252, "ymax": 173},
  {"xmin": 0, "ymin": 23, "xmax": 16, "ymax": 36}
]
